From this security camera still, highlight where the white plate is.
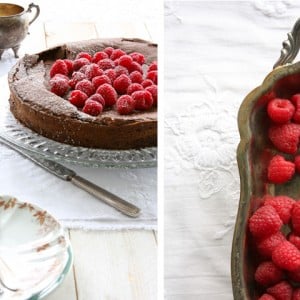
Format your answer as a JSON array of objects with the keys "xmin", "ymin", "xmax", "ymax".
[{"xmin": 0, "ymin": 195, "xmax": 73, "ymax": 299}]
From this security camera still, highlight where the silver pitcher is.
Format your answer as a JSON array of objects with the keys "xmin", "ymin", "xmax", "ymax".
[{"xmin": 0, "ymin": 3, "xmax": 40, "ymax": 59}]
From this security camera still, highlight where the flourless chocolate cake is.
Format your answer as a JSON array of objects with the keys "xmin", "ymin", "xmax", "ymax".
[{"xmin": 8, "ymin": 38, "xmax": 157, "ymax": 149}]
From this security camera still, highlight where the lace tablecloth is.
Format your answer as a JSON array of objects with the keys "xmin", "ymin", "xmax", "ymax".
[{"xmin": 165, "ymin": 1, "xmax": 300, "ymax": 299}]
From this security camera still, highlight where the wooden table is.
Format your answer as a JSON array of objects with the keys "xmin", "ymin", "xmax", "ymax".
[{"xmin": 2, "ymin": 20, "xmax": 158, "ymax": 300}]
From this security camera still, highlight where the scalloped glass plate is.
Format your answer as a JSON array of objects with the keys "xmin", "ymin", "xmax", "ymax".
[
  {"xmin": 0, "ymin": 195, "xmax": 73, "ymax": 300},
  {"xmin": 0, "ymin": 106, "xmax": 157, "ymax": 168}
]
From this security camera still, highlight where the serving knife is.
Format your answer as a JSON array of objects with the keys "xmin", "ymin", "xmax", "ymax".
[{"xmin": 0, "ymin": 135, "xmax": 141, "ymax": 218}]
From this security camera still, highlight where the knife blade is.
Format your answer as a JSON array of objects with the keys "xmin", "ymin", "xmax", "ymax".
[{"xmin": 0, "ymin": 135, "xmax": 141, "ymax": 218}]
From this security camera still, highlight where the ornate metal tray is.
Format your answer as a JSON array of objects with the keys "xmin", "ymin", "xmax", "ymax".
[{"xmin": 231, "ymin": 19, "xmax": 300, "ymax": 299}]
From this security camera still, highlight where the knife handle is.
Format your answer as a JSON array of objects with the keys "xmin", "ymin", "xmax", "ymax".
[{"xmin": 71, "ymin": 175, "xmax": 141, "ymax": 218}]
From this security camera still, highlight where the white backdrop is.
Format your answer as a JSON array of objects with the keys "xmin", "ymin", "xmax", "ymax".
[{"xmin": 164, "ymin": 1, "xmax": 300, "ymax": 299}]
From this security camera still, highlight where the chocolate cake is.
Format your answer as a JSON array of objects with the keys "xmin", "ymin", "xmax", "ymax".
[{"xmin": 8, "ymin": 38, "xmax": 157, "ymax": 149}]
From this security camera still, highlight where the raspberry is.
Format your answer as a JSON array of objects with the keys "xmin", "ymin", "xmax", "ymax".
[
  {"xmin": 267, "ymin": 155, "xmax": 295, "ymax": 184},
  {"xmin": 78, "ymin": 64, "xmax": 89, "ymax": 74},
  {"xmin": 73, "ymin": 58, "xmax": 90, "ymax": 71},
  {"xmin": 142, "ymin": 79, "xmax": 153, "ymax": 88},
  {"xmin": 88, "ymin": 94, "xmax": 105, "ymax": 107},
  {"xmin": 92, "ymin": 51, "xmax": 109, "ymax": 63},
  {"xmin": 49, "ymin": 59, "xmax": 68, "ymax": 78},
  {"xmin": 289, "ymin": 233, "xmax": 300, "ymax": 250},
  {"xmin": 113, "ymin": 74, "xmax": 131, "ymax": 95},
  {"xmin": 92, "ymin": 75, "xmax": 111, "ymax": 89},
  {"xmin": 110, "ymin": 48, "xmax": 126, "ymax": 60},
  {"xmin": 69, "ymin": 90, "xmax": 88, "ymax": 108},
  {"xmin": 118, "ymin": 55, "xmax": 133, "ymax": 69},
  {"xmin": 116, "ymin": 95, "xmax": 136, "ymax": 115},
  {"xmin": 291, "ymin": 94, "xmax": 300, "ymax": 123},
  {"xmin": 132, "ymin": 90, "xmax": 153, "ymax": 111},
  {"xmin": 263, "ymin": 195, "xmax": 296, "ymax": 224},
  {"xmin": 255, "ymin": 261, "xmax": 284, "ymax": 286},
  {"xmin": 128, "ymin": 61, "xmax": 143, "ymax": 74},
  {"xmin": 249, "ymin": 205, "xmax": 282, "ymax": 239},
  {"xmin": 258, "ymin": 294, "xmax": 276, "ymax": 300},
  {"xmin": 295, "ymin": 156, "xmax": 300, "ymax": 173},
  {"xmin": 293, "ymin": 288, "xmax": 300, "ymax": 300},
  {"xmin": 267, "ymin": 281, "xmax": 293, "ymax": 300},
  {"xmin": 85, "ymin": 63, "xmax": 103, "ymax": 80},
  {"xmin": 96, "ymin": 83, "xmax": 117, "ymax": 106},
  {"xmin": 272, "ymin": 241, "xmax": 300, "ymax": 271},
  {"xmin": 104, "ymin": 69, "xmax": 117, "ymax": 82},
  {"xmin": 292, "ymin": 202, "xmax": 300, "ymax": 235},
  {"xmin": 145, "ymin": 85, "xmax": 158, "ymax": 106},
  {"xmin": 146, "ymin": 70, "xmax": 158, "ymax": 84},
  {"xmin": 49, "ymin": 75, "xmax": 69, "ymax": 96},
  {"xmin": 103, "ymin": 46, "xmax": 114, "ymax": 57},
  {"xmin": 130, "ymin": 52, "xmax": 145, "ymax": 65},
  {"xmin": 148, "ymin": 61, "xmax": 157, "ymax": 72},
  {"xmin": 257, "ymin": 232, "xmax": 286, "ymax": 258},
  {"xmin": 63, "ymin": 59, "xmax": 74, "ymax": 75},
  {"xmin": 129, "ymin": 71, "xmax": 143, "ymax": 84},
  {"xmin": 82, "ymin": 99, "xmax": 103, "ymax": 116},
  {"xmin": 75, "ymin": 79, "xmax": 95, "ymax": 97},
  {"xmin": 267, "ymin": 98, "xmax": 295, "ymax": 124},
  {"xmin": 75, "ymin": 52, "xmax": 92, "ymax": 62},
  {"xmin": 269, "ymin": 123, "xmax": 300, "ymax": 154},
  {"xmin": 114, "ymin": 66, "xmax": 129, "ymax": 77},
  {"xmin": 127, "ymin": 83, "xmax": 143, "ymax": 95},
  {"xmin": 97, "ymin": 58, "xmax": 115, "ymax": 70},
  {"xmin": 68, "ymin": 72, "xmax": 87, "ymax": 89}
]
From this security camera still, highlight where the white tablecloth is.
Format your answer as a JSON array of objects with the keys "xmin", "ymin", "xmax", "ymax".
[{"xmin": 165, "ymin": 1, "xmax": 300, "ymax": 299}]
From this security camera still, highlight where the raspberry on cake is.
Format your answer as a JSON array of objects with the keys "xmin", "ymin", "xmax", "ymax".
[
  {"xmin": 49, "ymin": 59, "xmax": 68, "ymax": 78},
  {"xmin": 145, "ymin": 85, "xmax": 158, "ymax": 106},
  {"xmin": 69, "ymin": 90, "xmax": 88, "ymax": 108},
  {"xmin": 127, "ymin": 83, "xmax": 143, "ymax": 95},
  {"xmin": 75, "ymin": 79, "xmax": 95, "ymax": 97},
  {"xmin": 82, "ymin": 99, "xmax": 103, "ymax": 116},
  {"xmin": 129, "ymin": 71, "xmax": 143, "ymax": 84},
  {"xmin": 49, "ymin": 75, "xmax": 69, "ymax": 96},
  {"xmin": 92, "ymin": 75, "xmax": 111, "ymax": 88},
  {"xmin": 116, "ymin": 95, "xmax": 135, "ymax": 115},
  {"xmin": 73, "ymin": 57, "xmax": 90, "ymax": 71},
  {"xmin": 113, "ymin": 74, "xmax": 132, "ymax": 95},
  {"xmin": 76, "ymin": 52, "xmax": 92, "ymax": 62},
  {"xmin": 130, "ymin": 52, "xmax": 145, "ymax": 65},
  {"xmin": 110, "ymin": 48, "xmax": 126, "ymax": 60},
  {"xmin": 92, "ymin": 51, "xmax": 109, "ymax": 63},
  {"xmin": 96, "ymin": 83, "xmax": 117, "ymax": 107},
  {"xmin": 132, "ymin": 90, "xmax": 153, "ymax": 110},
  {"xmin": 97, "ymin": 58, "xmax": 115, "ymax": 70}
]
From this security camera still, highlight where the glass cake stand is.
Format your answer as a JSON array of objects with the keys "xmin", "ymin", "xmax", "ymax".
[{"xmin": 0, "ymin": 108, "xmax": 157, "ymax": 168}]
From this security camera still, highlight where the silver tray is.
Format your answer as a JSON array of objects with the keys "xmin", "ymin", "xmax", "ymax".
[{"xmin": 0, "ymin": 108, "xmax": 157, "ymax": 168}]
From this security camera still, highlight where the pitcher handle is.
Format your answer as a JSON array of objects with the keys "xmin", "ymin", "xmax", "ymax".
[{"xmin": 26, "ymin": 3, "xmax": 40, "ymax": 25}]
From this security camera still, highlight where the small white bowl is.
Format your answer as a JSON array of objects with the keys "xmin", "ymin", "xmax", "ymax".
[{"xmin": 0, "ymin": 195, "xmax": 73, "ymax": 299}]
